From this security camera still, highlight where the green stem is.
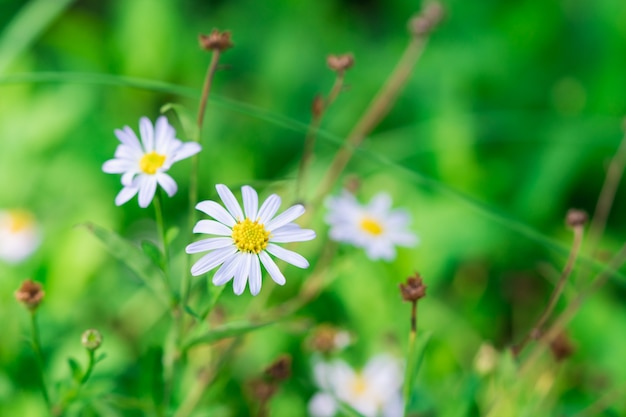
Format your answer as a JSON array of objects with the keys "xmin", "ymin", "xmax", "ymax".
[
  {"xmin": 30, "ymin": 311, "xmax": 51, "ymax": 408},
  {"xmin": 80, "ymin": 350, "xmax": 96, "ymax": 385},
  {"xmin": 153, "ymin": 191, "xmax": 171, "ymax": 292}
]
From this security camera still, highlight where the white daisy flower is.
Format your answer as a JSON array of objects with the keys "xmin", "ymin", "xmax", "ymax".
[
  {"xmin": 102, "ymin": 116, "xmax": 201, "ymax": 208},
  {"xmin": 309, "ymin": 354, "xmax": 404, "ymax": 417},
  {"xmin": 0, "ymin": 209, "xmax": 41, "ymax": 263},
  {"xmin": 325, "ymin": 190, "xmax": 418, "ymax": 261},
  {"xmin": 186, "ymin": 184, "xmax": 316, "ymax": 296}
]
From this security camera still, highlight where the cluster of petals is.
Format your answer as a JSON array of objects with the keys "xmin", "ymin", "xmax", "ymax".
[
  {"xmin": 102, "ymin": 116, "xmax": 201, "ymax": 208},
  {"xmin": 309, "ymin": 354, "xmax": 404, "ymax": 417},
  {"xmin": 186, "ymin": 184, "xmax": 315, "ymax": 296},
  {"xmin": 325, "ymin": 190, "xmax": 418, "ymax": 261}
]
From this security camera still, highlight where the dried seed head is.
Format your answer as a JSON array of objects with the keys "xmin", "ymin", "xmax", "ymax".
[
  {"xmin": 550, "ymin": 331, "xmax": 575, "ymax": 361},
  {"xmin": 307, "ymin": 324, "xmax": 351, "ymax": 354},
  {"xmin": 264, "ymin": 355, "xmax": 292, "ymax": 382},
  {"xmin": 81, "ymin": 329, "xmax": 103, "ymax": 351},
  {"xmin": 199, "ymin": 29, "xmax": 234, "ymax": 52},
  {"xmin": 327, "ymin": 53, "xmax": 354, "ymax": 73},
  {"xmin": 408, "ymin": 2, "xmax": 445, "ymax": 37},
  {"xmin": 566, "ymin": 209, "xmax": 588, "ymax": 228},
  {"xmin": 15, "ymin": 279, "xmax": 44, "ymax": 310},
  {"xmin": 400, "ymin": 273, "xmax": 427, "ymax": 302}
]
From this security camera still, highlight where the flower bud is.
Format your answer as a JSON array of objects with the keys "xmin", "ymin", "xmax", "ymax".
[
  {"xmin": 399, "ymin": 273, "xmax": 427, "ymax": 302},
  {"xmin": 566, "ymin": 209, "xmax": 587, "ymax": 228},
  {"xmin": 199, "ymin": 29, "xmax": 234, "ymax": 52},
  {"xmin": 15, "ymin": 279, "xmax": 44, "ymax": 311},
  {"xmin": 326, "ymin": 53, "xmax": 354, "ymax": 73},
  {"xmin": 81, "ymin": 329, "xmax": 103, "ymax": 351}
]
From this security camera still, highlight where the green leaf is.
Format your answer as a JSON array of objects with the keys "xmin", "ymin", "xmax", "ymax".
[
  {"xmin": 82, "ymin": 222, "xmax": 170, "ymax": 305},
  {"xmin": 184, "ymin": 305, "xmax": 201, "ymax": 320},
  {"xmin": 183, "ymin": 321, "xmax": 274, "ymax": 350},
  {"xmin": 336, "ymin": 401, "xmax": 368, "ymax": 417},
  {"xmin": 403, "ymin": 331, "xmax": 432, "ymax": 414},
  {"xmin": 67, "ymin": 357, "xmax": 83, "ymax": 383},
  {"xmin": 141, "ymin": 240, "xmax": 163, "ymax": 268},
  {"xmin": 95, "ymin": 353, "xmax": 107, "ymax": 364},
  {"xmin": 161, "ymin": 103, "xmax": 199, "ymax": 141},
  {"xmin": 165, "ymin": 226, "xmax": 179, "ymax": 246}
]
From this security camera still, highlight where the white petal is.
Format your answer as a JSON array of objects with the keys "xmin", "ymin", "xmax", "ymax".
[
  {"xmin": 265, "ymin": 244, "xmax": 309, "ymax": 268},
  {"xmin": 212, "ymin": 253, "xmax": 242, "ymax": 285},
  {"xmin": 368, "ymin": 192, "xmax": 392, "ymax": 214},
  {"xmin": 392, "ymin": 231, "xmax": 418, "ymax": 247},
  {"xmin": 138, "ymin": 176, "xmax": 157, "ymax": 208},
  {"xmin": 185, "ymin": 237, "xmax": 233, "ymax": 254},
  {"xmin": 241, "ymin": 186, "xmax": 258, "ymax": 220},
  {"xmin": 154, "ymin": 116, "xmax": 173, "ymax": 150},
  {"xmin": 257, "ymin": 194, "xmax": 281, "ymax": 224},
  {"xmin": 308, "ymin": 393, "xmax": 337, "ymax": 417},
  {"xmin": 190, "ymin": 246, "xmax": 238, "ymax": 276},
  {"xmin": 233, "ymin": 253, "xmax": 252, "ymax": 295},
  {"xmin": 115, "ymin": 186, "xmax": 138, "ymax": 206},
  {"xmin": 270, "ymin": 227, "xmax": 315, "ymax": 243},
  {"xmin": 114, "ymin": 127, "xmax": 142, "ymax": 151},
  {"xmin": 139, "ymin": 117, "xmax": 155, "ymax": 151},
  {"xmin": 266, "ymin": 204, "xmax": 305, "ymax": 231},
  {"xmin": 103, "ymin": 158, "xmax": 134, "ymax": 174},
  {"xmin": 121, "ymin": 170, "xmax": 137, "ymax": 186},
  {"xmin": 157, "ymin": 173, "xmax": 178, "ymax": 197},
  {"xmin": 365, "ymin": 242, "xmax": 396, "ymax": 261},
  {"xmin": 248, "ymin": 255, "xmax": 262, "ymax": 296},
  {"xmin": 172, "ymin": 142, "xmax": 201, "ymax": 162},
  {"xmin": 196, "ymin": 200, "xmax": 236, "ymax": 227},
  {"xmin": 192, "ymin": 220, "xmax": 232, "ymax": 236},
  {"xmin": 216, "ymin": 184, "xmax": 244, "ymax": 221},
  {"xmin": 259, "ymin": 251, "xmax": 285, "ymax": 285}
]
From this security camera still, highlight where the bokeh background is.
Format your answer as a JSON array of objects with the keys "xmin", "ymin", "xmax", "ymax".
[{"xmin": 1, "ymin": 0, "xmax": 626, "ymax": 415}]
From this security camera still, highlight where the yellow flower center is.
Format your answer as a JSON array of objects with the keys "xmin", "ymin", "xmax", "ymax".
[
  {"xmin": 139, "ymin": 151, "xmax": 166, "ymax": 175},
  {"xmin": 231, "ymin": 218, "xmax": 270, "ymax": 254},
  {"xmin": 350, "ymin": 374, "xmax": 368, "ymax": 396},
  {"xmin": 7, "ymin": 210, "xmax": 34, "ymax": 233},
  {"xmin": 360, "ymin": 217, "xmax": 383, "ymax": 235}
]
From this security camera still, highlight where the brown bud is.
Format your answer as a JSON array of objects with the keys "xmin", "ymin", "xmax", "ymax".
[
  {"xmin": 344, "ymin": 175, "xmax": 361, "ymax": 194},
  {"xmin": 199, "ymin": 29, "xmax": 234, "ymax": 52},
  {"xmin": 307, "ymin": 324, "xmax": 351, "ymax": 354},
  {"xmin": 264, "ymin": 355, "xmax": 291, "ymax": 382},
  {"xmin": 408, "ymin": 2, "xmax": 445, "ymax": 37},
  {"xmin": 15, "ymin": 279, "xmax": 44, "ymax": 310},
  {"xmin": 311, "ymin": 95, "xmax": 325, "ymax": 118},
  {"xmin": 327, "ymin": 53, "xmax": 354, "ymax": 73},
  {"xmin": 399, "ymin": 273, "xmax": 427, "ymax": 302},
  {"xmin": 550, "ymin": 331, "xmax": 575, "ymax": 362},
  {"xmin": 566, "ymin": 209, "xmax": 587, "ymax": 228},
  {"xmin": 248, "ymin": 378, "xmax": 277, "ymax": 402}
]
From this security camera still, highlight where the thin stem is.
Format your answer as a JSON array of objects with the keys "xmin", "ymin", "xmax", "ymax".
[
  {"xmin": 296, "ymin": 72, "xmax": 345, "ymax": 201},
  {"xmin": 312, "ymin": 36, "xmax": 428, "ymax": 206},
  {"xmin": 185, "ymin": 49, "xmax": 222, "ymax": 307},
  {"xmin": 570, "ymin": 383, "xmax": 626, "ymax": 417},
  {"xmin": 80, "ymin": 350, "xmax": 96, "ymax": 385},
  {"xmin": 153, "ymin": 192, "xmax": 171, "ymax": 290},
  {"xmin": 410, "ymin": 301, "xmax": 417, "ymax": 334},
  {"xmin": 520, "ymin": 242, "xmax": 626, "ymax": 375},
  {"xmin": 514, "ymin": 225, "xmax": 584, "ymax": 355},
  {"xmin": 586, "ymin": 124, "xmax": 626, "ymax": 258},
  {"xmin": 30, "ymin": 311, "xmax": 51, "ymax": 408}
]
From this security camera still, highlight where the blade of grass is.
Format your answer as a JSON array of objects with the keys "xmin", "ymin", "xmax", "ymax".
[
  {"xmin": 182, "ymin": 321, "xmax": 274, "ymax": 350},
  {"xmin": 0, "ymin": 0, "xmax": 76, "ymax": 73}
]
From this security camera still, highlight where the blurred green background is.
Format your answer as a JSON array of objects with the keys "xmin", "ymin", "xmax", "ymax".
[{"xmin": 1, "ymin": 0, "xmax": 626, "ymax": 415}]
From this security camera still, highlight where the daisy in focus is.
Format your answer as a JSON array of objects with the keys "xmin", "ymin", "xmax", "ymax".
[
  {"xmin": 102, "ymin": 116, "xmax": 201, "ymax": 208},
  {"xmin": 308, "ymin": 354, "xmax": 404, "ymax": 417},
  {"xmin": 186, "ymin": 184, "xmax": 316, "ymax": 296},
  {"xmin": 0, "ymin": 209, "xmax": 41, "ymax": 263},
  {"xmin": 325, "ymin": 190, "xmax": 418, "ymax": 261}
]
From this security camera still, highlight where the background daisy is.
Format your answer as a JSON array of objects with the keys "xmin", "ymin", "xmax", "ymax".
[{"xmin": 325, "ymin": 190, "xmax": 418, "ymax": 261}]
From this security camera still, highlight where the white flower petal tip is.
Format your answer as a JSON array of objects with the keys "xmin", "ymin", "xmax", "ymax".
[
  {"xmin": 324, "ymin": 190, "xmax": 418, "ymax": 261},
  {"xmin": 103, "ymin": 116, "xmax": 200, "ymax": 208},
  {"xmin": 0, "ymin": 210, "xmax": 41, "ymax": 263},
  {"xmin": 188, "ymin": 184, "xmax": 315, "ymax": 295}
]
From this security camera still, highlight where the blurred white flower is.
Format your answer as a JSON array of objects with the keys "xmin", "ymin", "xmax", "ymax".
[
  {"xmin": 309, "ymin": 354, "xmax": 404, "ymax": 417},
  {"xmin": 102, "ymin": 116, "xmax": 201, "ymax": 208},
  {"xmin": 0, "ymin": 210, "xmax": 41, "ymax": 263},
  {"xmin": 186, "ymin": 184, "xmax": 316, "ymax": 296},
  {"xmin": 325, "ymin": 190, "xmax": 418, "ymax": 260}
]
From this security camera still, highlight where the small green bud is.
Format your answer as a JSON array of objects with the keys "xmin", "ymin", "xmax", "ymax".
[{"xmin": 81, "ymin": 329, "xmax": 102, "ymax": 351}]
